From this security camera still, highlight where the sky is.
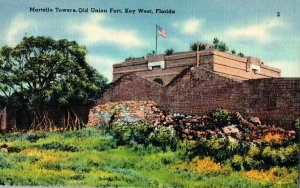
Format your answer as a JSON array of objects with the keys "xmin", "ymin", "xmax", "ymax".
[{"xmin": 0, "ymin": 0, "xmax": 299, "ymax": 81}]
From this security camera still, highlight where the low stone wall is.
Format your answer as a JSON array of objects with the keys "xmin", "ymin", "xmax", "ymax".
[{"xmin": 88, "ymin": 100, "xmax": 295, "ymax": 141}]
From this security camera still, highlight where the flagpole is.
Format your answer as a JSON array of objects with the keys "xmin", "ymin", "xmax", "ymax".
[{"xmin": 155, "ymin": 24, "xmax": 158, "ymax": 55}]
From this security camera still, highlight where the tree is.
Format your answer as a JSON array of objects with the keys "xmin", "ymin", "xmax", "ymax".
[
  {"xmin": 165, "ymin": 48, "xmax": 174, "ymax": 56},
  {"xmin": 213, "ymin": 37, "xmax": 220, "ymax": 49},
  {"xmin": 231, "ymin": 50, "xmax": 236, "ymax": 54},
  {"xmin": 190, "ymin": 43, "xmax": 207, "ymax": 51},
  {"xmin": 0, "ymin": 36, "xmax": 108, "ymax": 130},
  {"xmin": 146, "ymin": 50, "xmax": 156, "ymax": 57},
  {"xmin": 212, "ymin": 37, "xmax": 228, "ymax": 52},
  {"xmin": 218, "ymin": 42, "xmax": 229, "ymax": 52},
  {"xmin": 237, "ymin": 52, "xmax": 244, "ymax": 57}
]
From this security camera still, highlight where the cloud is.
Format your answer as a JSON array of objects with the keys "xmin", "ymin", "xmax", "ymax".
[
  {"xmin": 268, "ymin": 61, "xmax": 300, "ymax": 77},
  {"xmin": 71, "ymin": 15, "xmax": 144, "ymax": 49},
  {"xmin": 87, "ymin": 54, "xmax": 120, "ymax": 82},
  {"xmin": 5, "ymin": 15, "xmax": 36, "ymax": 46},
  {"xmin": 225, "ymin": 19, "xmax": 283, "ymax": 44},
  {"xmin": 182, "ymin": 18, "xmax": 202, "ymax": 34}
]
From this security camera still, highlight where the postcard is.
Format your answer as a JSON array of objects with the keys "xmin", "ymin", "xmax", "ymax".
[{"xmin": 0, "ymin": 0, "xmax": 299, "ymax": 187}]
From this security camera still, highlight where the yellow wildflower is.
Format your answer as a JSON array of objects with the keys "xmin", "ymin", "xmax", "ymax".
[
  {"xmin": 193, "ymin": 157, "xmax": 223, "ymax": 173},
  {"xmin": 263, "ymin": 133, "xmax": 283, "ymax": 144}
]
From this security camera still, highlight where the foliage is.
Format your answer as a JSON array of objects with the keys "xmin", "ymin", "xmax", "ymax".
[
  {"xmin": 146, "ymin": 50, "xmax": 156, "ymax": 57},
  {"xmin": 213, "ymin": 37, "xmax": 229, "ymax": 52},
  {"xmin": 0, "ymin": 36, "xmax": 108, "ymax": 130},
  {"xmin": 110, "ymin": 123, "xmax": 153, "ymax": 145},
  {"xmin": 262, "ymin": 133, "xmax": 283, "ymax": 144},
  {"xmin": 164, "ymin": 48, "xmax": 174, "ymax": 56},
  {"xmin": 0, "ymin": 152, "xmax": 13, "ymax": 168},
  {"xmin": 179, "ymin": 137, "xmax": 250, "ymax": 163},
  {"xmin": 0, "ymin": 127, "xmax": 298, "ymax": 187},
  {"xmin": 149, "ymin": 126, "xmax": 178, "ymax": 151},
  {"xmin": 38, "ymin": 142, "xmax": 78, "ymax": 152},
  {"xmin": 125, "ymin": 56, "xmax": 145, "ymax": 61},
  {"xmin": 193, "ymin": 157, "xmax": 224, "ymax": 174},
  {"xmin": 231, "ymin": 50, "xmax": 236, "ymax": 54},
  {"xmin": 0, "ymin": 132, "xmax": 50, "ymax": 142},
  {"xmin": 190, "ymin": 43, "xmax": 208, "ymax": 51},
  {"xmin": 238, "ymin": 52, "xmax": 245, "ymax": 57},
  {"xmin": 212, "ymin": 108, "xmax": 232, "ymax": 128},
  {"xmin": 110, "ymin": 123, "xmax": 177, "ymax": 151},
  {"xmin": 245, "ymin": 167, "xmax": 298, "ymax": 185}
]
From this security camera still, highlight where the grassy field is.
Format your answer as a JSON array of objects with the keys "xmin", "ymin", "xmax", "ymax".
[{"xmin": 0, "ymin": 127, "xmax": 298, "ymax": 187}]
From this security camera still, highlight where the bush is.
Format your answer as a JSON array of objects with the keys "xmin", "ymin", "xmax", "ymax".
[
  {"xmin": 94, "ymin": 140, "xmax": 117, "ymax": 151},
  {"xmin": 212, "ymin": 109, "xmax": 232, "ymax": 128},
  {"xmin": 63, "ymin": 127, "xmax": 106, "ymax": 138},
  {"xmin": 0, "ymin": 132, "xmax": 50, "ymax": 142},
  {"xmin": 149, "ymin": 126, "xmax": 178, "ymax": 151},
  {"xmin": 38, "ymin": 142, "xmax": 78, "ymax": 152},
  {"xmin": 110, "ymin": 123, "xmax": 179, "ymax": 151},
  {"xmin": 0, "ymin": 152, "xmax": 13, "ymax": 168},
  {"xmin": 110, "ymin": 123, "xmax": 153, "ymax": 145},
  {"xmin": 165, "ymin": 48, "xmax": 174, "ymax": 56},
  {"xmin": 230, "ymin": 155, "xmax": 243, "ymax": 171},
  {"xmin": 26, "ymin": 132, "xmax": 50, "ymax": 142}
]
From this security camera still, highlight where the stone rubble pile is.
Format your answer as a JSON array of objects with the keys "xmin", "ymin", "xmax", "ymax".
[
  {"xmin": 88, "ymin": 101, "xmax": 164, "ymax": 127},
  {"xmin": 88, "ymin": 101, "xmax": 295, "ymax": 142}
]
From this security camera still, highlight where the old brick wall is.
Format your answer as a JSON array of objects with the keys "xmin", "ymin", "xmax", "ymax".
[
  {"xmin": 243, "ymin": 78, "xmax": 300, "ymax": 129},
  {"xmin": 163, "ymin": 67, "xmax": 245, "ymax": 115},
  {"xmin": 100, "ymin": 67, "xmax": 300, "ymax": 129},
  {"xmin": 101, "ymin": 74, "xmax": 164, "ymax": 104}
]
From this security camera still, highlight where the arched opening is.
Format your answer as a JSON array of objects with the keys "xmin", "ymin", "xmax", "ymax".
[{"xmin": 153, "ymin": 78, "xmax": 163, "ymax": 85}]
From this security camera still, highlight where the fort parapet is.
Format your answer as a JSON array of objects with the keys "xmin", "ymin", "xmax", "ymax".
[{"xmin": 113, "ymin": 50, "xmax": 281, "ymax": 86}]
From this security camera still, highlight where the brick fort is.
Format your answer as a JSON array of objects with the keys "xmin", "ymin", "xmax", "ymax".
[{"xmin": 100, "ymin": 46, "xmax": 300, "ymax": 129}]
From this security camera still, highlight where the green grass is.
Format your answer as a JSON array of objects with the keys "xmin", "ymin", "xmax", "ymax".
[{"xmin": 0, "ymin": 127, "xmax": 297, "ymax": 187}]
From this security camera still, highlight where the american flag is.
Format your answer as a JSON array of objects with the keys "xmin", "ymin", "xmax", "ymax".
[{"xmin": 157, "ymin": 25, "xmax": 167, "ymax": 38}]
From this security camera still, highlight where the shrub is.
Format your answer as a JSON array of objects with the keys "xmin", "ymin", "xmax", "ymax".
[
  {"xmin": 110, "ymin": 123, "xmax": 153, "ymax": 145},
  {"xmin": 247, "ymin": 146, "xmax": 260, "ymax": 158},
  {"xmin": 193, "ymin": 157, "xmax": 224, "ymax": 174},
  {"xmin": 110, "ymin": 123, "xmax": 178, "ymax": 151},
  {"xmin": 212, "ymin": 109, "xmax": 232, "ymax": 128},
  {"xmin": 0, "ymin": 132, "xmax": 50, "ymax": 142},
  {"xmin": 63, "ymin": 127, "xmax": 106, "ymax": 138},
  {"xmin": 0, "ymin": 152, "xmax": 13, "ymax": 168},
  {"xmin": 38, "ymin": 142, "xmax": 78, "ymax": 152},
  {"xmin": 41, "ymin": 162, "xmax": 63, "ymax": 171},
  {"xmin": 230, "ymin": 155, "xmax": 244, "ymax": 171},
  {"xmin": 242, "ymin": 156, "xmax": 265, "ymax": 171},
  {"xmin": 94, "ymin": 140, "xmax": 117, "ymax": 151},
  {"xmin": 262, "ymin": 133, "xmax": 283, "ymax": 144},
  {"xmin": 160, "ymin": 152, "xmax": 179, "ymax": 165},
  {"xmin": 244, "ymin": 167, "xmax": 297, "ymax": 184},
  {"xmin": 149, "ymin": 126, "xmax": 178, "ymax": 151},
  {"xmin": 65, "ymin": 165, "xmax": 91, "ymax": 173},
  {"xmin": 165, "ymin": 48, "xmax": 174, "ymax": 56},
  {"xmin": 178, "ymin": 140, "xmax": 201, "ymax": 161},
  {"xmin": 26, "ymin": 132, "xmax": 50, "ymax": 142}
]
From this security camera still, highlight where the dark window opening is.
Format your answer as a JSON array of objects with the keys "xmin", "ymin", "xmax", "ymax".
[
  {"xmin": 153, "ymin": 78, "xmax": 163, "ymax": 85},
  {"xmin": 252, "ymin": 69, "xmax": 258, "ymax": 74}
]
